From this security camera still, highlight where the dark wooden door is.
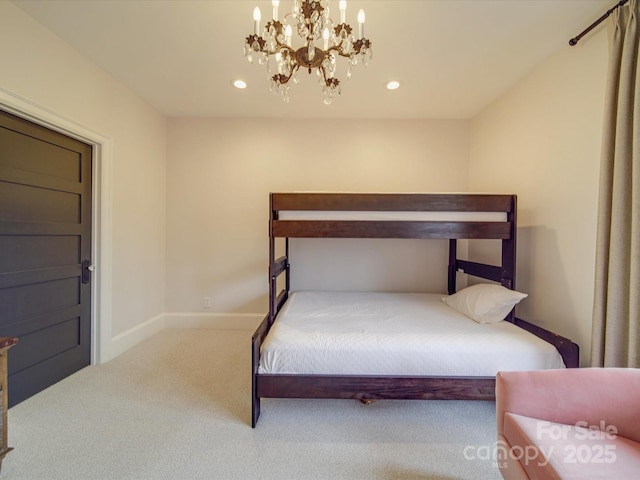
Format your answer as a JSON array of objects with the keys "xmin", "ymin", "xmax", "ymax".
[{"xmin": 0, "ymin": 110, "xmax": 92, "ymax": 406}]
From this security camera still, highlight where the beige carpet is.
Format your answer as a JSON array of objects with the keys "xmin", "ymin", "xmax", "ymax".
[{"xmin": 4, "ymin": 329, "xmax": 501, "ymax": 480}]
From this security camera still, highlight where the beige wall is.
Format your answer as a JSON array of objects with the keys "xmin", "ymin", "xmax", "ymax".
[
  {"xmin": 0, "ymin": 1, "xmax": 167, "ymax": 342},
  {"xmin": 1, "ymin": 0, "xmax": 612, "ymax": 366},
  {"xmin": 166, "ymin": 118, "xmax": 470, "ymax": 314},
  {"xmin": 469, "ymin": 30, "xmax": 609, "ymax": 365}
]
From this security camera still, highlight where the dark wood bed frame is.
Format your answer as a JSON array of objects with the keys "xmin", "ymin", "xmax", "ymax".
[{"xmin": 251, "ymin": 193, "xmax": 579, "ymax": 427}]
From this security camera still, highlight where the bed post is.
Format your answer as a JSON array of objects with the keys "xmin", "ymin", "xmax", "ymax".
[
  {"xmin": 502, "ymin": 195, "xmax": 517, "ymax": 322},
  {"xmin": 448, "ymin": 239, "xmax": 457, "ymax": 294},
  {"xmin": 251, "ymin": 325, "xmax": 261, "ymax": 428},
  {"xmin": 269, "ymin": 194, "xmax": 276, "ymax": 326}
]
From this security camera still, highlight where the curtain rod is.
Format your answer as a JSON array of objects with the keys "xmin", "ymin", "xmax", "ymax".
[{"xmin": 569, "ymin": 0, "xmax": 629, "ymax": 46}]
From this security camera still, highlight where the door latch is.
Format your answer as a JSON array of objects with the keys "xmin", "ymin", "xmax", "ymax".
[{"xmin": 82, "ymin": 260, "xmax": 95, "ymax": 284}]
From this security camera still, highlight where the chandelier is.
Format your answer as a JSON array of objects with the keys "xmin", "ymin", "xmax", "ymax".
[{"xmin": 244, "ymin": 0, "xmax": 372, "ymax": 104}]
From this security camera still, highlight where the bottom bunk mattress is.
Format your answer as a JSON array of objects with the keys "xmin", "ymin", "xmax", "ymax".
[{"xmin": 258, "ymin": 291, "xmax": 565, "ymax": 376}]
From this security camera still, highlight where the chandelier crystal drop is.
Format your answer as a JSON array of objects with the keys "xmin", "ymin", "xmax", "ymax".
[{"xmin": 244, "ymin": 0, "xmax": 372, "ymax": 104}]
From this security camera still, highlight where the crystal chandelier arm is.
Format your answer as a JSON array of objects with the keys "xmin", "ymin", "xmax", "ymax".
[
  {"xmin": 325, "ymin": 23, "xmax": 354, "ymax": 59},
  {"xmin": 318, "ymin": 63, "xmax": 339, "ymax": 88},
  {"xmin": 300, "ymin": 0, "xmax": 325, "ymax": 41},
  {"xmin": 245, "ymin": 34, "xmax": 267, "ymax": 53},
  {"xmin": 326, "ymin": 21, "xmax": 371, "ymax": 59},
  {"xmin": 352, "ymin": 38, "xmax": 371, "ymax": 55},
  {"xmin": 325, "ymin": 39, "xmax": 370, "ymax": 60},
  {"xmin": 272, "ymin": 62, "xmax": 301, "ymax": 85},
  {"xmin": 269, "ymin": 22, "xmax": 296, "ymax": 56},
  {"xmin": 325, "ymin": 44, "xmax": 351, "ymax": 59}
]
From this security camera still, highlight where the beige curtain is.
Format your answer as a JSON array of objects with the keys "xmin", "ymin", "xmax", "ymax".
[{"xmin": 592, "ymin": 0, "xmax": 640, "ymax": 368}]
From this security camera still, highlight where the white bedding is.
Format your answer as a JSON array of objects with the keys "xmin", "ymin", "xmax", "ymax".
[
  {"xmin": 258, "ymin": 291, "xmax": 565, "ymax": 376},
  {"xmin": 278, "ymin": 211, "xmax": 507, "ymax": 222}
]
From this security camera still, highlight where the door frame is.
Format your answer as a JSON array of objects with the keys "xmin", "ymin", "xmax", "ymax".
[{"xmin": 0, "ymin": 87, "xmax": 113, "ymax": 365}]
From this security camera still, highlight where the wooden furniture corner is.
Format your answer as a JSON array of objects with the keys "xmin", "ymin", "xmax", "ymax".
[{"xmin": 0, "ymin": 337, "xmax": 17, "ymax": 472}]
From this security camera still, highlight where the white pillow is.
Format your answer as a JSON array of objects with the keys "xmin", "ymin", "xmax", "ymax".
[{"xmin": 441, "ymin": 283, "xmax": 527, "ymax": 324}]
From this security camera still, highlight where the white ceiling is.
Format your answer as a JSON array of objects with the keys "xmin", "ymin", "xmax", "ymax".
[{"xmin": 12, "ymin": 0, "xmax": 611, "ymax": 119}]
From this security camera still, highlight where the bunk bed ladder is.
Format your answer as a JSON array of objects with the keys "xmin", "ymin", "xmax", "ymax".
[
  {"xmin": 447, "ymin": 239, "xmax": 457, "ymax": 295},
  {"xmin": 501, "ymin": 196, "xmax": 517, "ymax": 322},
  {"xmin": 268, "ymin": 196, "xmax": 290, "ymax": 326}
]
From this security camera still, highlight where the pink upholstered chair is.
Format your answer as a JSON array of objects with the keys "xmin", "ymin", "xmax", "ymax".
[{"xmin": 496, "ymin": 368, "xmax": 640, "ymax": 479}]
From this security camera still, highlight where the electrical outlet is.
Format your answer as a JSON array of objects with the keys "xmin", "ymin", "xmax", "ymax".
[{"xmin": 203, "ymin": 296, "xmax": 212, "ymax": 309}]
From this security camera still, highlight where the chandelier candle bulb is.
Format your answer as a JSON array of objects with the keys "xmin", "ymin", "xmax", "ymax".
[
  {"xmin": 285, "ymin": 25, "xmax": 292, "ymax": 46},
  {"xmin": 253, "ymin": 7, "xmax": 261, "ymax": 34},
  {"xmin": 272, "ymin": 0, "xmax": 279, "ymax": 20},
  {"xmin": 357, "ymin": 9, "xmax": 365, "ymax": 39},
  {"xmin": 323, "ymin": 28, "xmax": 329, "ymax": 50}
]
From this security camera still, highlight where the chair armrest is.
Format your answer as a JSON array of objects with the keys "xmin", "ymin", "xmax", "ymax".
[{"xmin": 496, "ymin": 368, "xmax": 640, "ymax": 443}]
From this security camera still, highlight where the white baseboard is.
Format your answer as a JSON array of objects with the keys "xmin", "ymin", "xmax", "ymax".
[
  {"xmin": 164, "ymin": 312, "xmax": 264, "ymax": 330},
  {"xmin": 110, "ymin": 313, "xmax": 166, "ymax": 360},
  {"xmin": 106, "ymin": 312, "xmax": 264, "ymax": 362}
]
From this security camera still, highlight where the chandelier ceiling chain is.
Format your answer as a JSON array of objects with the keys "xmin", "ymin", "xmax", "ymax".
[{"xmin": 244, "ymin": 0, "xmax": 372, "ymax": 104}]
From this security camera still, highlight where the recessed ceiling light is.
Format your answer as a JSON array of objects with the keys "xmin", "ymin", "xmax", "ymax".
[
  {"xmin": 386, "ymin": 81, "xmax": 400, "ymax": 90},
  {"xmin": 233, "ymin": 80, "xmax": 247, "ymax": 89}
]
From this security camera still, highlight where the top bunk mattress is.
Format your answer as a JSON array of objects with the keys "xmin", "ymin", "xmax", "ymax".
[{"xmin": 258, "ymin": 291, "xmax": 565, "ymax": 377}]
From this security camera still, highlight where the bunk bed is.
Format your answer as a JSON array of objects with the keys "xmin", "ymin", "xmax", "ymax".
[{"xmin": 251, "ymin": 192, "xmax": 579, "ymax": 427}]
